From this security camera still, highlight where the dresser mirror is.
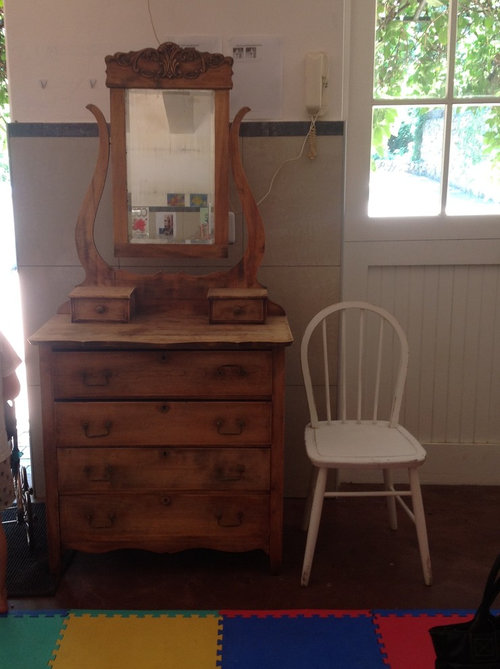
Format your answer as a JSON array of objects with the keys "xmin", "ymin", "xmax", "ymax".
[
  {"xmin": 72, "ymin": 42, "xmax": 269, "ymax": 311},
  {"xmin": 106, "ymin": 43, "xmax": 231, "ymax": 258},
  {"xmin": 125, "ymin": 90, "xmax": 215, "ymax": 247}
]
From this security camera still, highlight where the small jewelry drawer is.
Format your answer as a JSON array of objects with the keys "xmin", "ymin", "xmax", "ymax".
[
  {"xmin": 208, "ymin": 288, "xmax": 268, "ymax": 324},
  {"xmin": 69, "ymin": 286, "xmax": 136, "ymax": 323}
]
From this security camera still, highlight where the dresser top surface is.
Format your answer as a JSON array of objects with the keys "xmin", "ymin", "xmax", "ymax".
[{"xmin": 30, "ymin": 312, "xmax": 293, "ymax": 348}]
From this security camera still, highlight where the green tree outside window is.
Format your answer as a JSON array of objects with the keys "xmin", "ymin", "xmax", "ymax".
[
  {"xmin": 0, "ymin": 0, "xmax": 9, "ymax": 181},
  {"xmin": 370, "ymin": 0, "xmax": 500, "ymax": 216}
]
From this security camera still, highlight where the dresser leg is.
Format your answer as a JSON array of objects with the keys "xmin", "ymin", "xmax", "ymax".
[
  {"xmin": 269, "ymin": 542, "xmax": 283, "ymax": 574},
  {"xmin": 48, "ymin": 545, "xmax": 62, "ymax": 576}
]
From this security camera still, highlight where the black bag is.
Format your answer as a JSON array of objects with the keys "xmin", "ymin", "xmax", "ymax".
[
  {"xmin": 4, "ymin": 400, "xmax": 16, "ymax": 441},
  {"xmin": 429, "ymin": 554, "xmax": 500, "ymax": 668}
]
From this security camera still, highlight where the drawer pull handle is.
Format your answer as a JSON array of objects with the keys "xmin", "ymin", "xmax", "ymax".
[
  {"xmin": 95, "ymin": 304, "xmax": 107, "ymax": 314},
  {"xmin": 85, "ymin": 465, "xmax": 113, "ymax": 482},
  {"xmin": 82, "ymin": 371, "xmax": 112, "ymax": 386},
  {"xmin": 159, "ymin": 404, "xmax": 170, "ymax": 414},
  {"xmin": 216, "ymin": 418, "xmax": 245, "ymax": 435},
  {"xmin": 216, "ymin": 364, "xmax": 246, "ymax": 378},
  {"xmin": 216, "ymin": 464, "xmax": 245, "ymax": 481},
  {"xmin": 86, "ymin": 512, "xmax": 115, "ymax": 529},
  {"xmin": 82, "ymin": 420, "xmax": 112, "ymax": 438},
  {"xmin": 216, "ymin": 511, "xmax": 243, "ymax": 528}
]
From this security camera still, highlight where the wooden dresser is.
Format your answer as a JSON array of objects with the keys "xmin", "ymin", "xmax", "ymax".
[
  {"xmin": 32, "ymin": 312, "xmax": 292, "ymax": 573},
  {"xmin": 30, "ymin": 42, "xmax": 293, "ymax": 574}
]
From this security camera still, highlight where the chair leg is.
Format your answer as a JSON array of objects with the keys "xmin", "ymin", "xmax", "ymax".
[
  {"xmin": 409, "ymin": 468, "xmax": 433, "ymax": 586},
  {"xmin": 301, "ymin": 466, "xmax": 328, "ymax": 587},
  {"xmin": 383, "ymin": 469, "xmax": 398, "ymax": 530},
  {"xmin": 302, "ymin": 467, "xmax": 319, "ymax": 531}
]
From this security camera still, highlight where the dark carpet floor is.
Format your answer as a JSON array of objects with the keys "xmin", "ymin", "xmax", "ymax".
[{"xmin": 3, "ymin": 503, "xmax": 58, "ymax": 597}]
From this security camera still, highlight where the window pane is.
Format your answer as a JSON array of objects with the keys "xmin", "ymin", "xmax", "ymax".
[
  {"xmin": 454, "ymin": 0, "xmax": 500, "ymax": 97},
  {"xmin": 374, "ymin": 0, "xmax": 449, "ymax": 99},
  {"xmin": 369, "ymin": 106, "xmax": 444, "ymax": 217},
  {"xmin": 446, "ymin": 105, "xmax": 500, "ymax": 214}
]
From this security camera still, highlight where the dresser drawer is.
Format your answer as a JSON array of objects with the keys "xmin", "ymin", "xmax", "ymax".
[
  {"xmin": 208, "ymin": 288, "xmax": 268, "ymax": 324},
  {"xmin": 57, "ymin": 447, "xmax": 270, "ymax": 492},
  {"xmin": 52, "ymin": 350, "xmax": 272, "ymax": 399},
  {"xmin": 59, "ymin": 493, "xmax": 269, "ymax": 548},
  {"xmin": 54, "ymin": 401, "xmax": 272, "ymax": 447},
  {"xmin": 69, "ymin": 286, "xmax": 135, "ymax": 323}
]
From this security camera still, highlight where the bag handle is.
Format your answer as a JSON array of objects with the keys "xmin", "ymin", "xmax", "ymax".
[{"xmin": 474, "ymin": 554, "xmax": 500, "ymax": 625}]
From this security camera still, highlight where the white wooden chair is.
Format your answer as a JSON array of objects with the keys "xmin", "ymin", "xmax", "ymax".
[{"xmin": 300, "ymin": 301, "xmax": 432, "ymax": 587}]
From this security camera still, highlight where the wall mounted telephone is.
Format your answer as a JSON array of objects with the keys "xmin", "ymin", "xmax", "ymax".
[{"xmin": 305, "ymin": 51, "xmax": 328, "ymax": 116}]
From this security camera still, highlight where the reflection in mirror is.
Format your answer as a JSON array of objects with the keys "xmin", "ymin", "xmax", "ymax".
[{"xmin": 126, "ymin": 89, "xmax": 215, "ymax": 245}]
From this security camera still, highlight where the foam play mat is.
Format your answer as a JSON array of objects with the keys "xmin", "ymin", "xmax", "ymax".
[{"xmin": 0, "ymin": 609, "xmax": 479, "ymax": 668}]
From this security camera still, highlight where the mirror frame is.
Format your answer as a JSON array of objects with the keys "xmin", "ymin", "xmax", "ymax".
[{"xmin": 105, "ymin": 42, "xmax": 233, "ymax": 258}]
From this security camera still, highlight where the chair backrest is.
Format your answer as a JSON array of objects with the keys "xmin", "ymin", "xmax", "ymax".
[{"xmin": 301, "ymin": 301, "xmax": 409, "ymax": 428}]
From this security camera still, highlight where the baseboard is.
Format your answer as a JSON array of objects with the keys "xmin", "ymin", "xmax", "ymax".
[{"xmin": 419, "ymin": 442, "xmax": 500, "ymax": 485}]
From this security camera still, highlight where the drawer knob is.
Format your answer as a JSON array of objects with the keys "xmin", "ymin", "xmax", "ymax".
[
  {"xmin": 95, "ymin": 304, "xmax": 107, "ymax": 314},
  {"xmin": 82, "ymin": 370, "xmax": 112, "ymax": 387},
  {"xmin": 216, "ymin": 464, "xmax": 245, "ymax": 481},
  {"xmin": 216, "ymin": 364, "xmax": 246, "ymax": 378},
  {"xmin": 82, "ymin": 420, "xmax": 112, "ymax": 439},
  {"xmin": 86, "ymin": 512, "xmax": 115, "ymax": 529},
  {"xmin": 84, "ymin": 464, "xmax": 113, "ymax": 482},
  {"xmin": 216, "ymin": 511, "xmax": 243, "ymax": 527},
  {"xmin": 216, "ymin": 418, "xmax": 245, "ymax": 435},
  {"xmin": 161, "ymin": 496, "xmax": 171, "ymax": 506}
]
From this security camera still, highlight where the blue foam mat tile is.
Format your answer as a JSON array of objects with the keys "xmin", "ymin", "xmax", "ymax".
[
  {"xmin": 220, "ymin": 612, "xmax": 386, "ymax": 669},
  {"xmin": 67, "ymin": 608, "xmax": 219, "ymax": 618},
  {"xmin": 374, "ymin": 609, "xmax": 471, "ymax": 618},
  {"xmin": 373, "ymin": 609, "xmax": 499, "ymax": 618},
  {"xmin": 3, "ymin": 609, "xmax": 69, "ymax": 618}
]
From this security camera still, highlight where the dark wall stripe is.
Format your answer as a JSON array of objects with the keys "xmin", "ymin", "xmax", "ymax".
[
  {"xmin": 239, "ymin": 121, "xmax": 344, "ymax": 137},
  {"xmin": 8, "ymin": 120, "xmax": 344, "ymax": 139},
  {"xmin": 8, "ymin": 123, "xmax": 100, "ymax": 138}
]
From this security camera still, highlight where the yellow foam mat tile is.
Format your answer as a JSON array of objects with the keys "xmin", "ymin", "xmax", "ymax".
[{"xmin": 49, "ymin": 612, "xmax": 222, "ymax": 669}]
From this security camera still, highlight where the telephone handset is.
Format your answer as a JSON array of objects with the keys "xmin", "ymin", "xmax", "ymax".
[{"xmin": 305, "ymin": 52, "xmax": 328, "ymax": 116}]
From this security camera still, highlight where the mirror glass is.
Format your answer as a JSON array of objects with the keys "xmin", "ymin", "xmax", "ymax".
[{"xmin": 126, "ymin": 89, "xmax": 215, "ymax": 246}]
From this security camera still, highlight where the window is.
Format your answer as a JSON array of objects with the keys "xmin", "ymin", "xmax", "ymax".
[{"xmin": 369, "ymin": 0, "xmax": 500, "ymax": 217}]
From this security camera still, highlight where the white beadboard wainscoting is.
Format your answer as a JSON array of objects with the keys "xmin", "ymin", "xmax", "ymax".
[{"xmin": 342, "ymin": 242, "xmax": 500, "ymax": 485}]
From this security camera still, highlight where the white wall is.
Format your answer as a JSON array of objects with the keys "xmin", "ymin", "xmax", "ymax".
[
  {"xmin": 5, "ymin": 0, "xmax": 345, "ymax": 498},
  {"xmin": 5, "ymin": 0, "xmax": 345, "ymax": 123}
]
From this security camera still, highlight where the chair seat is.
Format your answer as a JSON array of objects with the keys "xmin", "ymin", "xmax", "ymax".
[{"xmin": 305, "ymin": 420, "xmax": 427, "ymax": 468}]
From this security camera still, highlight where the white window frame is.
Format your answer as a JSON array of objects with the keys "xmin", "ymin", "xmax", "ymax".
[{"xmin": 344, "ymin": 0, "xmax": 500, "ymax": 243}]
